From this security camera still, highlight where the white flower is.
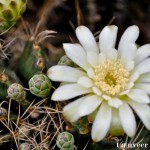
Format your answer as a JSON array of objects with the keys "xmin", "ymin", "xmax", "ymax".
[{"xmin": 47, "ymin": 25, "xmax": 150, "ymax": 142}]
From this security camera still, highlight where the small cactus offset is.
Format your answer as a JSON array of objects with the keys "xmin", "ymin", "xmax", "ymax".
[
  {"xmin": 0, "ymin": 0, "xmax": 27, "ymax": 32},
  {"xmin": 56, "ymin": 132, "xmax": 75, "ymax": 150},
  {"xmin": 29, "ymin": 74, "xmax": 52, "ymax": 98}
]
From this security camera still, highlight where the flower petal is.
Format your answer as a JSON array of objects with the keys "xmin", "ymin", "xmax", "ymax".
[
  {"xmin": 99, "ymin": 25, "xmax": 118, "ymax": 56},
  {"xmin": 76, "ymin": 26, "xmax": 99, "ymax": 53},
  {"xmin": 78, "ymin": 95, "xmax": 102, "ymax": 116},
  {"xmin": 127, "ymin": 89, "xmax": 150, "ymax": 104},
  {"xmin": 119, "ymin": 44, "xmax": 137, "ymax": 71},
  {"xmin": 98, "ymin": 52, "xmax": 106, "ymax": 65},
  {"xmin": 109, "ymin": 109, "xmax": 124, "ymax": 136},
  {"xmin": 108, "ymin": 97, "xmax": 123, "ymax": 108},
  {"xmin": 102, "ymin": 95, "xmax": 123, "ymax": 108},
  {"xmin": 128, "ymin": 72, "xmax": 140, "ymax": 88},
  {"xmin": 78, "ymin": 76, "xmax": 94, "ymax": 88},
  {"xmin": 87, "ymin": 68, "xmax": 95, "ymax": 79},
  {"xmin": 51, "ymin": 83, "xmax": 91, "ymax": 101},
  {"xmin": 134, "ymin": 83, "xmax": 150, "ymax": 94},
  {"xmin": 106, "ymin": 48, "xmax": 118, "ymax": 60},
  {"xmin": 128, "ymin": 100, "xmax": 150, "ymax": 130},
  {"xmin": 119, "ymin": 103, "xmax": 136, "ymax": 137},
  {"xmin": 87, "ymin": 52, "xmax": 99, "ymax": 67},
  {"xmin": 63, "ymin": 97, "xmax": 85, "ymax": 122},
  {"xmin": 133, "ymin": 58, "xmax": 150, "ymax": 75},
  {"xmin": 92, "ymin": 102, "xmax": 112, "ymax": 142},
  {"xmin": 92, "ymin": 87, "xmax": 102, "ymax": 95},
  {"xmin": 63, "ymin": 43, "xmax": 90, "ymax": 70},
  {"xmin": 135, "ymin": 44, "xmax": 150, "ymax": 65},
  {"xmin": 124, "ymin": 61, "xmax": 135, "ymax": 71},
  {"xmin": 136, "ymin": 73, "xmax": 150, "ymax": 83},
  {"xmin": 119, "ymin": 44, "xmax": 137, "ymax": 61},
  {"xmin": 118, "ymin": 25, "xmax": 139, "ymax": 51},
  {"xmin": 47, "ymin": 65, "xmax": 86, "ymax": 82}
]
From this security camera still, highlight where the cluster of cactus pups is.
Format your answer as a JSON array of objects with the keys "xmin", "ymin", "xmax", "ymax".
[
  {"xmin": 0, "ymin": 0, "xmax": 78, "ymax": 149},
  {"xmin": 0, "ymin": 39, "xmax": 85, "ymax": 149}
]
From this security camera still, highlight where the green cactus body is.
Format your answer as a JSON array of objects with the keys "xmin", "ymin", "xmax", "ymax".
[
  {"xmin": 56, "ymin": 132, "xmax": 75, "ymax": 150},
  {"xmin": 29, "ymin": 74, "xmax": 51, "ymax": 98},
  {"xmin": 71, "ymin": 117, "xmax": 90, "ymax": 135},
  {"xmin": 0, "ymin": 68, "xmax": 20, "ymax": 100},
  {"xmin": 17, "ymin": 41, "xmax": 46, "ymax": 84},
  {"xmin": 0, "ymin": 0, "xmax": 27, "ymax": 32},
  {"xmin": 7, "ymin": 83, "xmax": 26, "ymax": 101}
]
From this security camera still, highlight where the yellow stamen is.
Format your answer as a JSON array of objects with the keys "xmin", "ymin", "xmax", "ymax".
[{"xmin": 94, "ymin": 60, "xmax": 129, "ymax": 96}]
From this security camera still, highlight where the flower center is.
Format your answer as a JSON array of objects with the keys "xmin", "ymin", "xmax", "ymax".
[{"xmin": 94, "ymin": 60, "xmax": 130, "ymax": 96}]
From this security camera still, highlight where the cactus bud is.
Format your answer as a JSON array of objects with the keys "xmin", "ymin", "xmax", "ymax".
[
  {"xmin": 7, "ymin": 83, "xmax": 26, "ymax": 101},
  {"xmin": 58, "ymin": 55, "xmax": 74, "ymax": 67},
  {"xmin": 29, "ymin": 74, "xmax": 51, "ymax": 98},
  {"xmin": 56, "ymin": 132, "xmax": 75, "ymax": 150},
  {"xmin": 0, "ymin": 0, "xmax": 27, "ymax": 32},
  {"xmin": 71, "ymin": 117, "xmax": 90, "ymax": 135}
]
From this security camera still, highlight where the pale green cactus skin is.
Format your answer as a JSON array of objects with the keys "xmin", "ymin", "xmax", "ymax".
[
  {"xmin": 58, "ymin": 55, "xmax": 74, "ymax": 67},
  {"xmin": 7, "ymin": 83, "xmax": 26, "ymax": 101},
  {"xmin": 71, "ymin": 117, "xmax": 90, "ymax": 135},
  {"xmin": 29, "ymin": 74, "xmax": 52, "ymax": 98},
  {"xmin": 56, "ymin": 132, "xmax": 75, "ymax": 150},
  {"xmin": 0, "ymin": 0, "xmax": 27, "ymax": 32}
]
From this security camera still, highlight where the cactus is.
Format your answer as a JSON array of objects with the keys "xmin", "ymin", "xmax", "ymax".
[
  {"xmin": 0, "ymin": 0, "xmax": 27, "ymax": 33},
  {"xmin": 71, "ymin": 117, "xmax": 90, "ymax": 135},
  {"xmin": 58, "ymin": 55, "xmax": 74, "ymax": 67},
  {"xmin": 16, "ymin": 41, "xmax": 46, "ymax": 83},
  {"xmin": 29, "ymin": 74, "xmax": 51, "ymax": 98},
  {"xmin": 0, "ymin": 68, "xmax": 20, "ymax": 100},
  {"xmin": 56, "ymin": 132, "xmax": 75, "ymax": 150},
  {"xmin": 0, "ymin": 1, "xmax": 150, "ymax": 149},
  {"xmin": 7, "ymin": 83, "xmax": 26, "ymax": 101}
]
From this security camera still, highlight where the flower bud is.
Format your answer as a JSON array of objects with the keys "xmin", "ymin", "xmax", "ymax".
[
  {"xmin": 58, "ymin": 55, "xmax": 74, "ymax": 67},
  {"xmin": 56, "ymin": 132, "xmax": 75, "ymax": 150},
  {"xmin": 7, "ymin": 83, "xmax": 26, "ymax": 101},
  {"xmin": 71, "ymin": 117, "xmax": 90, "ymax": 135},
  {"xmin": 29, "ymin": 74, "xmax": 51, "ymax": 98},
  {"xmin": 0, "ymin": 0, "xmax": 27, "ymax": 32}
]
